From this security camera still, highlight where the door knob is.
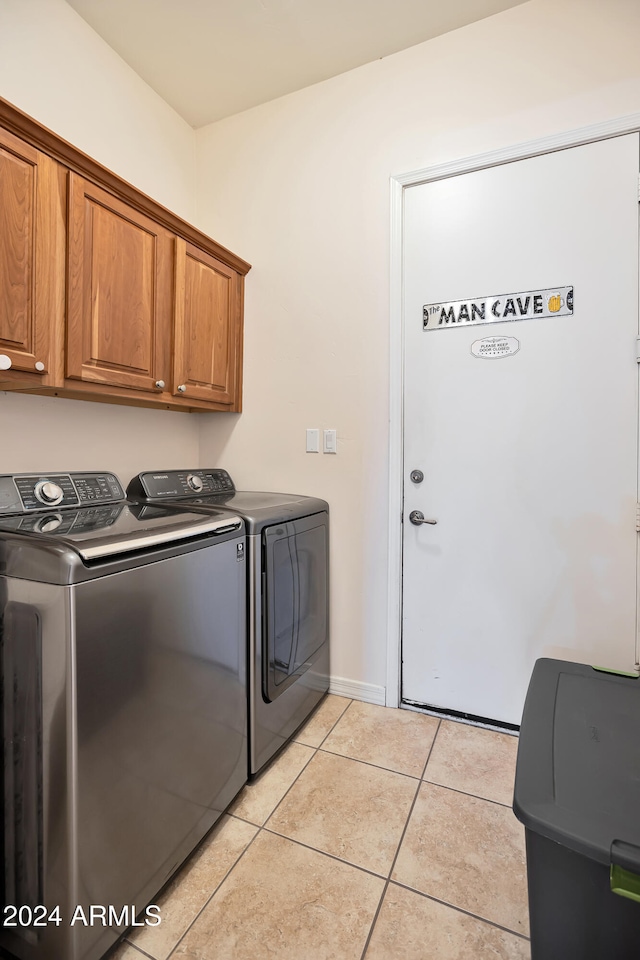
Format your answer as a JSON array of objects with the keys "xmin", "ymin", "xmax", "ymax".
[
  {"xmin": 0, "ymin": 355, "xmax": 12, "ymax": 371},
  {"xmin": 410, "ymin": 469, "xmax": 424, "ymax": 483},
  {"xmin": 409, "ymin": 510, "xmax": 437, "ymax": 526}
]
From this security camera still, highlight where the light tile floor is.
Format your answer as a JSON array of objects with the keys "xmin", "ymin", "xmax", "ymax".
[{"xmin": 111, "ymin": 696, "xmax": 530, "ymax": 960}]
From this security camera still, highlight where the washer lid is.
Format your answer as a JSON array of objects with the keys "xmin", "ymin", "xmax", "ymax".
[{"xmin": 0, "ymin": 502, "xmax": 242, "ymax": 561}]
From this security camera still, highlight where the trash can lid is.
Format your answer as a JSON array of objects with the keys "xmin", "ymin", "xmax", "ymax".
[{"xmin": 513, "ymin": 658, "xmax": 640, "ymax": 868}]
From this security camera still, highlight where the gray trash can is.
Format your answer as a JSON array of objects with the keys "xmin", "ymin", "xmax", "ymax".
[{"xmin": 513, "ymin": 658, "xmax": 640, "ymax": 960}]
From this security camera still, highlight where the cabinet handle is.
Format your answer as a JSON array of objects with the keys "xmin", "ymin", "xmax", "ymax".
[
  {"xmin": 155, "ymin": 380, "xmax": 165, "ymax": 390},
  {"xmin": 0, "ymin": 355, "xmax": 12, "ymax": 371},
  {"xmin": 177, "ymin": 384, "xmax": 186, "ymax": 393},
  {"xmin": 35, "ymin": 361, "xmax": 45, "ymax": 372}
]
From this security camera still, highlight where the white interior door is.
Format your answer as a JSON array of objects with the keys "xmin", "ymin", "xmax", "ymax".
[{"xmin": 402, "ymin": 134, "xmax": 640, "ymax": 726}]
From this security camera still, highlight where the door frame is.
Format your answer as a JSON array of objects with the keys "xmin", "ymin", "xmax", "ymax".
[{"xmin": 386, "ymin": 112, "xmax": 640, "ymax": 708}]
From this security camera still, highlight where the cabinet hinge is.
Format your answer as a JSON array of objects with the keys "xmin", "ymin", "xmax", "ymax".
[
  {"xmin": 638, "ymin": 172, "xmax": 640, "ymax": 202},
  {"xmin": 636, "ymin": 336, "xmax": 640, "ymax": 362},
  {"xmin": 636, "ymin": 503, "xmax": 640, "ymax": 532}
]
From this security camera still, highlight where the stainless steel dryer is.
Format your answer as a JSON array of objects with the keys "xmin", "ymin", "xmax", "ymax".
[
  {"xmin": 0, "ymin": 472, "xmax": 247, "ymax": 960},
  {"xmin": 127, "ymin": 469, "xmax": 330, "ymax": 777}
]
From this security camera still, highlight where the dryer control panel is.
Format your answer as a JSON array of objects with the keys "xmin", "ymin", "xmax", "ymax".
[
  {"xmin": 130, "ymin": 469, "xmax": 236, "ymax": 500},
  {"xmin": 0, "ymin": 472, "xmax": 125, "ymax": 514}
]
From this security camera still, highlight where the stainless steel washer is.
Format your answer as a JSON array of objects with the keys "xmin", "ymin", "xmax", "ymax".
[
  {"xmin": 127, "ymin": 469, "xmax": 330, "ymax": 778},
  {"xmin": 0, "ymin": 472, "xmax": 247, "ymax": 960}
]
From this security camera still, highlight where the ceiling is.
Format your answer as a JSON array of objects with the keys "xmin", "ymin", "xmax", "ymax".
[{"xmin": 65, "ymin": 0, "xmax": 528, "ymax": 128}]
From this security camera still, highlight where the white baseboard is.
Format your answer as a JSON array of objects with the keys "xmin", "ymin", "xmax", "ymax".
[{"xmin": 329, "ymin": 676, "xmax": 386, "ymax": 705}]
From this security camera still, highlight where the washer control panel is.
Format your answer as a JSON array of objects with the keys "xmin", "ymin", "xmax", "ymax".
[
  {"xmin": 132, "ymin": 469, "xmax": 235, "ymax": 500},
  {"xmin": 0, "ymin": 473, "xmax": 125, "ymax": 515}
]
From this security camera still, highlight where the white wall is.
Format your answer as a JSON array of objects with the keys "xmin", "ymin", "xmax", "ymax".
[
  {"xmin": 0, "ymin": 0, "xmax": 196, "ymax": 218},
  {"xmin": 0, "ymin": 0, "xmax": 200, "ymax": 485},
  {"xmin": 194, "ymin": 0, "xmax": 640, "ymax": 698}
]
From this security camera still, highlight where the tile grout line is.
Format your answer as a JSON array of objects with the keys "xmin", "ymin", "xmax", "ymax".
[
  {"xmin": 389, "ymin": 878, "xmax": 531, "ymax": 943},
  {"xmin": 159, "ymin": 817, "xmax": 265, "ymax": 960},
  {"xmin": 304, "ymin": 703, "xmax": 446, "ymax": 781},
  {"xmin": 260, "ymin": 825, "xmax": 393, "ymax": 883},
  {"xmin": 307, "ymin": 718, "xmax": 518, "ymax": 809},
  {"xmin": 358, "ymin": 719, "xmax": 443, "ymax": 960},
  {"xmin": 261, "ymin": 698, "xmax": 355, "ymax": 827},
  {"xmin": 393, "ymin": 721, "xmax": 529, "ymax": 945},
  {"xmin": 159, "ymin": 698, "xmax": 354, "ymax": 959},
  {"xmin": 317, "ymin": 745, "xmax": 426, "ymax": 782},
  {"xmin": 163, "ymin": 751, "xmax": 317, "ymax": 960},
  {"xmin": 311, "ymin": 696, "xmax": 355, "ymax": 750},
  {"xmin": 421, "ymin": 777, "xmax": 516, "ymax": 810},
  {"xmin": 312, "ymin": 721, "xmax": 515, "ymax": 809},
  {"xmin": 119, "ymin": 941, "xmax": 157, "ymax": 960},
  {"xmin": 127, "ymin": 819, "xmax": 262, "ymax": 959}
]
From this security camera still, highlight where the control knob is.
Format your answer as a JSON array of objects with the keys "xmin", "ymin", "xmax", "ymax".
[
  {"xmin": 187, "ymin": 474, "xmax": 204, "ymax": 493},
  {"xmin": 34, "ymin": 480, "xmax": 64, "ymax": 506}
]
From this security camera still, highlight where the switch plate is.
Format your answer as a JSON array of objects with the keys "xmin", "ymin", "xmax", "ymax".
[
  {"xmin": 323, "ymin": 429, "xmax": 337, "ymax": 454},
  {"xmin": 306, "ymin": 428, "xmax": 320, "ymax": 453}
]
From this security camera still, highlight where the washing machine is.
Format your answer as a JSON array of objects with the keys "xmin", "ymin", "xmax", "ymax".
[
  {"xmin": 0, "ymin": 471, "xmax": 247, "ymax": 960},
  {"xmin": 127, "ymin": 469, "xmax": 330, "ymax": 777}
]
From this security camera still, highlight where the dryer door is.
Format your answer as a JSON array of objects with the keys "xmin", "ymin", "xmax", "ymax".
[{"xmin": 263, "ymin": 512, "xmax": 328, "ymax": 702}]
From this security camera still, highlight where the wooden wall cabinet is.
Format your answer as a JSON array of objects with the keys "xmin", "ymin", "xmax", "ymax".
[
  {"xmin": 0, "ymin": 97, "xmax": 250, "ymax": 412},
  {"xmin": 0, "ymin": 127, "xmax": 65, "ymax": 391},
  {"xmin": 173, "ymin": 240, "xmax": 243, "ymax": 406},
  {"xmin": 66, "ymin": 174, "xmax": 173, "ymax": 397}
]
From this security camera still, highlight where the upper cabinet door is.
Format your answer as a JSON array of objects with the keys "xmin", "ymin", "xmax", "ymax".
[
  {"xmin": 173, "ymin": 239, "xmax": 243, "ymax": 408},
  {"xmin": 0, "ymin": 128, "xmax": 64, "ymax": 382},
  {"xmin": 66, "ymin": 174, "xmax": 172, "ymax": 393}
]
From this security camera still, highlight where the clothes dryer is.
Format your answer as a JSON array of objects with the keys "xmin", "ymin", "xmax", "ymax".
[{"xmin": 127, "ymin": 469, "xmax": 330, "ymax": 777}]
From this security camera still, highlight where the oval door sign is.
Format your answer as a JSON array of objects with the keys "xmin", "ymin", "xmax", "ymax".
[{"xmin": 471, "ymin": 336, "xmax": 520, "ymax": 359}]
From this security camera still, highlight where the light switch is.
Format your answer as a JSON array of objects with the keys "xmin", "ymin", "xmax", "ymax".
[
  {"xmin": 306, "ymin": 428, "xmax": 320, "ymax": 453},
  {"xmin": 323, "ymin": 429, "xmax": 337, "ymax": 454}
]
